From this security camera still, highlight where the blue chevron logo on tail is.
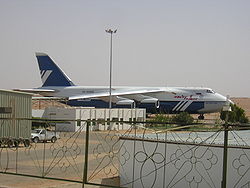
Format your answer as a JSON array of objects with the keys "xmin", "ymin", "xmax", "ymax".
[{"xmin": 35, "ymin": 52, "xmax": 75, "ymax": 87}]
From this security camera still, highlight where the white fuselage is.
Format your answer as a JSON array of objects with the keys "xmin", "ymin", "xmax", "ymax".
[{"xmin": 37, "ymin": 86, "xmax": 227, "ymax": 114}]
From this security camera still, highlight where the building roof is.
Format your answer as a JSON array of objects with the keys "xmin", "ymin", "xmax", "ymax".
[{"xmin": 0, "ymin": 89, "xmax": 33, "ymax": 96}]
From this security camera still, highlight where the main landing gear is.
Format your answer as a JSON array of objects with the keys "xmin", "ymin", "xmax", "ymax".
[{"xmin": 198, "ymin": 114, "xmax": 205, "ymax": 120}]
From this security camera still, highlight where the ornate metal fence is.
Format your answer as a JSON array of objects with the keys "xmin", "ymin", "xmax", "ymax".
[
  {"xmin": 0, "ymin": 118, "xmax": 86, "ymax": 184},
  {"xmin": 1, "ymin": 117, "xmax": 250, "ymax": 188}
]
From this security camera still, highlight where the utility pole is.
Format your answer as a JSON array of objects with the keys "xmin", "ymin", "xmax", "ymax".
[{"xmin": 105, "ymin": 29, "xmax": 117, "ymax": 109}]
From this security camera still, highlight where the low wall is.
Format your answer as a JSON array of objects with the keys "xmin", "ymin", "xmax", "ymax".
[{"xmin": 119, "ymin": 136, "xmax": 250, "ymax": 188}]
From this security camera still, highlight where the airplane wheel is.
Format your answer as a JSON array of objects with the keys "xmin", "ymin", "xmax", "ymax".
[
  {"xmin": 24, "ymin": 139, "xmax": 30, "ymax": 147},
  {"xmin": 198, "ymin": 114, "xmax": 204, "ymax": 120},
  {"xmin": 14, "ymin": 140, "xmax": 20, "ymax": 147},
  {"xmin": 33, "ymin": 137, "xmax": 39, "ymax": 143},
  {"xmin": 51, "ymin": 136, "xmax": 57, "ymax": 143},
  {"xmin": 7, "ymin": 140, "xmax": 13, "ymax": 147}
]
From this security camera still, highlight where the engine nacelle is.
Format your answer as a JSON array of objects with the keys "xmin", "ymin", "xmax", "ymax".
[
  {"xmin": 116, "ymin": 97, "xmax": 135, "ymax": 108},
  {"xmin": 116, "ymin": 99, "xmax": 135, "ymax": 106},
  {"xmin": 140, "ymin": 98, "xmax": 160, "ymax": 108}
]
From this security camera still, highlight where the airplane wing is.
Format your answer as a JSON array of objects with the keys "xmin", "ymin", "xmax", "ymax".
[
  {"xmin": 13, "ymin": 88, "xmax": 55, "ymax": 94},
  {"xmin": 68, "ymin": 88, "xmax": 170, "ymax": 100}
]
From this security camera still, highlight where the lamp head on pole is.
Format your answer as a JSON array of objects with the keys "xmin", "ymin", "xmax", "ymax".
[{"xmin": 105, "ymin": 29, "xmax": 117, "ymax": 34}]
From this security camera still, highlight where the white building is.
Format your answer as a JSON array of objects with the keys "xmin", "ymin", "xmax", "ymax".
[{"xmin": 39, "ymin": 107, "xmax": 146, "ymax": 132}]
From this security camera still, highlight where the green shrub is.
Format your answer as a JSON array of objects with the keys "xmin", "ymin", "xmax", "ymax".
[
  {"xmin": 146, "ymin": 114, "xmax": 171, "ymax": 127},
  {"xmin": 171, "ymin": 112, "xmax": 194, "ymax": 125},
  {"xmin": 147, "ymin": 112, "xmax": 194, "ymax": 127},
  {"xmin": 151, "ymin": 114, "xmax": 171, "ymax": 122},
  {"xmin": 220, "ymin": 104, "xmax": 249, "ymax": 123}
]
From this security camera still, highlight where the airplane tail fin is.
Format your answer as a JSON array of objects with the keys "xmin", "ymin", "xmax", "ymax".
[{"xmin": 35, "ymin": 53, "xmax": 75, "ymax": 87}]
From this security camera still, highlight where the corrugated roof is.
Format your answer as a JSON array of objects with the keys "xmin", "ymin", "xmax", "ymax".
[{"xmin": 0, "ymin": 89, "xmax": 33, "ymax": 96}]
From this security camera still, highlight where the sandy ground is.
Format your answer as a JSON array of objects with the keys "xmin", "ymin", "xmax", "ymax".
[
  {"xmin": 231, "ymin": 97, "xmax": 250, "ymax": 118},
  {"xmin": 32, "ymin": 99, "xmax": 70, "ymax": 110},
  {"xmin": 0, "ymin": 175, "xmax": 84, "ymax": 188},
  {"xmin": 0, "ymin": 131, "xmax": 121, "ymax": 188}
]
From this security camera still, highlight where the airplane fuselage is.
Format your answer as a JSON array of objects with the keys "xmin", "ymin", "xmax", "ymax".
[
  {"xmin": 38, "ymin": 86, "xmax": 227, "ymax": 114},
  {"xmin": 18, "ymin": 53, "xmax": 228, "ymax": 117}
]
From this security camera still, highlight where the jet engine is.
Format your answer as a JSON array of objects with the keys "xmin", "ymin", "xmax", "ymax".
[
  {"xmin": 116, "ymin": 98, "xmax": 135, "ymax": 107},
  {"xmin": 140, "ymin": 98, "xmax": 160, "ymax": 108},
  {"xmin": 122, "ymin": 94, "xmax": 160, "ymax": 108},
  {"xmin": 114, "ymin": 96, "xmax": 135, "ymax": 108}
]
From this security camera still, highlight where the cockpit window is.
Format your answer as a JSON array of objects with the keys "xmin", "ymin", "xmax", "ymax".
[
  {"xmin": 196, "ymin": 93, "xmax": 202, "ymax": 95},
  {"xmin": 206, "ymin": 89, "xmax": 215, "ymax": 94}
]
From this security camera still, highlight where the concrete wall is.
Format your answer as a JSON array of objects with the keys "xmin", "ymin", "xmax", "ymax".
[
  {"xmin": 119, "ymin": 138, "xmax": 250, "ymax": 188},
  {"xmin": 32, "ymin": 109, "xmax": 45, "ymax": 118}
]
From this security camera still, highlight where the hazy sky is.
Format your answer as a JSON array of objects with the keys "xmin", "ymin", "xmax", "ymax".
[{"xmin": 0, "ymin": 0, "xmax": 250, "ymax": 97}]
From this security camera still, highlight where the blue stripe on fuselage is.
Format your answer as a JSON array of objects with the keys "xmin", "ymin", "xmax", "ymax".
[
  {"xmin": 66, "ymin": 99, "xmax": 109, "ymax": 108},
  {"xmin": 185, "ymin": 101, "xmax": 204, "ymax": 113},
  {"xmin": 63, "ymin": 100, "xmax": 205, "ymax": 114}
]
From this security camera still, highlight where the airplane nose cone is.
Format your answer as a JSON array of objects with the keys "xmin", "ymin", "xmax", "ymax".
[
  {"xmin": 216, "ymin": 93, "xmax": 234, "ymax": 110},
  {"xmin": 216, "ymin": 93, "xmax": 227, "ymax": 102},
  {"xmin": 218, "ymin": 94, "xmax": 234, "ymax": 105}
]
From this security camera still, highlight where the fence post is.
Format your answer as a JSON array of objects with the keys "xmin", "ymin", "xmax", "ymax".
[
  {"xmin": 132, "ymin": 123, "xmax": 137, "ymax": 188},
  {"xmin": 82, "ymin": 120, "xmax": 90, "ymax": 188},
  {"xmin": 221, "ymin": 123, "xmax": 228, "ymax": 188},
  {"xmin": 42, "ymin": 125, "xmax": 47, "ymax": 177}
]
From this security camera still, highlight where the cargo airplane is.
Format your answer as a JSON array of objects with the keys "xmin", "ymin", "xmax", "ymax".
[{"xmin": 16, "ymin": 53, "xmax": 229, "ymax": 119}]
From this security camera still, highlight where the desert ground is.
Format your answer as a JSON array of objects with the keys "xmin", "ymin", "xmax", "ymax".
[{"xmin": 231, "ymin": 97, "xmax": 250, "ymax": 117}]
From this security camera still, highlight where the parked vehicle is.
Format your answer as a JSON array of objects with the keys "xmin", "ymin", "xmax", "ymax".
[
  {"xmin": 31, "ymin": 129, "xmax": 60, "ymax": 143},
  {"xmin": 0, "ymin": 137, "xmax": 30, "ymax": 147}
]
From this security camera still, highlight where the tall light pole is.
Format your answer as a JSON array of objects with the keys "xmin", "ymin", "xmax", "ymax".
[{"xmin": 105, "ymin": 29, "xmax": 117, "ymax": 109}]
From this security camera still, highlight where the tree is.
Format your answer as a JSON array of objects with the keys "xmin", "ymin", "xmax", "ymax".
[
  {"xmin": 220, "ymin": 104, "xmax": 249, "ymax": 123},
  {"xmin": 172, "ymin": 112, "xmax": 194, "ymax": 125}
]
